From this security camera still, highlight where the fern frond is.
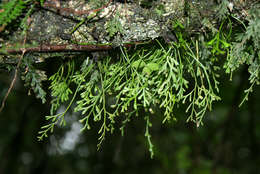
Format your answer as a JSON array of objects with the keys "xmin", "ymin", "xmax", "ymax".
[{"xmin": 0, "ymin": 0, "xmax": 26, "ymax": 26}]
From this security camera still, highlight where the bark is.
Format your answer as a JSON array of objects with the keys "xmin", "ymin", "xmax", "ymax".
[{"xmin": 0, "ymin": 0, "xmax": 257, "ymax": 63}]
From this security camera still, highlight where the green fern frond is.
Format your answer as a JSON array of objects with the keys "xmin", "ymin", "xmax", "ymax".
[
  {"xmin": 0, "ymin": 0, "xmax": 26, "ymax": 27},
  {"xmin": 105, "ymin": 13, "xmax": 124, "ymax": 38}
]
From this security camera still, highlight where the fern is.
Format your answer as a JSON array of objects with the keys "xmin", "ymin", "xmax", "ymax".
[
  {"xmin": 224, "ymin": 6, "xmax": 260, "ymax": 105},
  {"xmin": 39, "ymin": 0, "xmax": 45, "ymax": 6},
  {"xmin": 37, "ymin": 58, "xmax": 95, "ymax": 141},
  {"xmin": 105, "ymin": 13, "xmax": 124, "ymax": 38},
  {"xmin": 48, "ymin": 60, "xmax": 75, "ymax": 115},
  {"xmin": 21, "ymin": 55, "xmax": 47, "ymax": 104},
  {"xmin": 19, "ymin": 0, "xmax": 257, "ymax": 158},
  {"xmin": 0, "ymin": 0, "xmax": 26, "ymax": 26}
]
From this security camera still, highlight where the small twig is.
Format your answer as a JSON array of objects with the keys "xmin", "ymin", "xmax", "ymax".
[
  {"xmin": 0, "ymin": 39, "xmax": 27, "ymax": 113},
  {"xmin": 1, "ymin": 42, "xmax": 149, "ymax": 54},
  {"xmin": 0, "ymin": 13, "xmax": 31, "ymax": 113}
]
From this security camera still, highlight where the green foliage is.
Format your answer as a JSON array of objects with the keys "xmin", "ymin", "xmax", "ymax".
[
  {"xmin": 176, "ymin": 145, "xmax": 192, "ymax": 172},
  {"xmin": 48, "ymin": 60, "xmax": 75, "ymax": 115},
  {"xmin": 224, "ymin": 6, "xmax": 260, "ymax": 106},
  {"xmin": 0, "ymin": 0, "xmax": 42, "ymax": 33},
  {"xmin": 216, "ymin": 0, "xmax": 229, "ymax": 20},
  {"xmin": 38, "ymin": 61, "xmax": 75, "ymax": 140},
  {"xmin": 0, "ymin": 0, "xmax": 26, "ymax": 26},
  {"xmin": 38, "ymin": 35, "xmax": 222, "ymax": 157},
  {"xmin": 39, "ymin": 0, "xmax": 45, "ymax": 6},
  {"xmin": 21, "ymin": 56, "xmax": 47, "ymax": 103},
  {"xmin": 105, "ymin": 13, "xmax": 124, "ymax": 38},
  {"xmin": 38, "ymin": 59, "xmax": 95, "ymax": 140},
  {"xmin": 154, "ymin": 4, "xmax": 165, "ymax": 16},
  {"xmin": 206, "ymin": 19, "xmax": 231, "ymax": 55},
  {"xmin": 37, "ymin": 6, "xmax": 259, "ymax": 155}
]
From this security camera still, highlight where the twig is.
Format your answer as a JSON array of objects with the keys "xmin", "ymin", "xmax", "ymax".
[
  {"xmin": 0, "ymin": 39, "xmax": 27, "ymax": 113},
  {"xmin": 1, "ymin": 42, "xmax": 149, "ymax": 54},
  {"xmin": 0, "ymin": 13, "xmax": 31, "ymax": 113}
]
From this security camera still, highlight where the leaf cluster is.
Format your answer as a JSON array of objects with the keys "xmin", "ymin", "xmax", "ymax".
[
  {"xmin": 0, "ymin": 0, "xmax": 26, "ymax": 27},
  {"xmin": 0, "ymin": 0, "xmax": 44, "ymax": 33},
  {"xmin": 105, "ymin": 13, "xmax": 124, "ymax": 38},
  {"xmin": 224, "ymin": 5, "xmax": 260, "ymax": 105},
  {"xmin": 21, "ymin": 55, "xmax": 47, "ymax": 103},
  {"xmin": 38, "ymin": 32, "xmax": 222, "ymax": 157}
]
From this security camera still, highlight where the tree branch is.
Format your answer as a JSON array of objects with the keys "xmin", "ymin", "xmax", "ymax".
[{"xmin": 1, "ymin": 42, "xmax": 148, "ymax": 54}]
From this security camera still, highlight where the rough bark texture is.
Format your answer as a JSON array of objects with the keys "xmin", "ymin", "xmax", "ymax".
[{"xmin": 0, "ymin": 0, "xmax": 257, "ymax": 63}]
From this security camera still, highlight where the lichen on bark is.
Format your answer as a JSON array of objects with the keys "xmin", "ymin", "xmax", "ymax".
[
  {"xmin": 0, "ymin": 0, "xmax": 185, "ymax": 57},
  {"xmin": 0, "ymin": 0, "xmax": 256, "ymax": 61}
]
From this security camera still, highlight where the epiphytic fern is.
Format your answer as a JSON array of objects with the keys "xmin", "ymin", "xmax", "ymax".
[{"xmin": 0, "ymin": 0, "xmax": 26, "ymax": 27}]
